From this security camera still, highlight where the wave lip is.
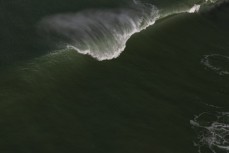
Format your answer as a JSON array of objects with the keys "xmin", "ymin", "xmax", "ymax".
[{"xmin": 39, "ymin": 2, "xmax": 159, "ymax": 61}]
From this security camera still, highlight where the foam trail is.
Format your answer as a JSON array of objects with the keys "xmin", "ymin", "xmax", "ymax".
[
  {"xmin": 39, "ymin": 2, "xmax": 159, "ymax": 61},
  {"xmin": 191, "ymin": 112, "xmax": 229, "ymax": 153}
]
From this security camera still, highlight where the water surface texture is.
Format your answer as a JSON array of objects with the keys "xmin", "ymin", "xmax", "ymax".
[{"xmin": 0, "ymin": 0, "xmax": 229, "ymax": 153}]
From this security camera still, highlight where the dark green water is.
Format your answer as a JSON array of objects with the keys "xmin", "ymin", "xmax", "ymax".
[{"xmin": 0, "ymin": 0, "xmax": 229, "ymax": 153}]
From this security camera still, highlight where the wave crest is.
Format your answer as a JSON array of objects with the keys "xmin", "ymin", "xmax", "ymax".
[
  {"xmin": 39, "ymin": 3, "xmax": 159, "ymax": 61},
  {"xmin": 38, "ymin": 0, "xmax": 223, "ymax": 61}
]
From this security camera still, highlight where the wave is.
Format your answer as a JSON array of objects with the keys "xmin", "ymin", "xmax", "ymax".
[
  {"xmin": 39, "ymin": 2, "xmax": 159, "ymax": 61},
  {"xmin": 190, "ymin": 112, "xmax": 229, "ymax": 153},
  {"xmin": 38, "ymin": 0, "xmax": 223, "ymax": 61}
]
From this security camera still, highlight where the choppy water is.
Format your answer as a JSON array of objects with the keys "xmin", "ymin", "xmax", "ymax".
[{"xmin": 0, "ymin": 0, "xmax": 229, "ymax": 153}]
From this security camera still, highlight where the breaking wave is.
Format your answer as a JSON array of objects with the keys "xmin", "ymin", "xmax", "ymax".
[
  {"xmin": 39, "ymin": 0, "xmax": 222, "ymax": 61},
  {"xmin": 39, "ymin": 2, "xmax": 159, "ymax": 61},
  {"xmin": 190, "ymin": 112, "xmax": 229, "ymax": 153}
]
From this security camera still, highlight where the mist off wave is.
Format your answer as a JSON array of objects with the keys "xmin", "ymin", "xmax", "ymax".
[{"xmin": 39, "ymin": 2, "xmax": 159, "ymax": 61}]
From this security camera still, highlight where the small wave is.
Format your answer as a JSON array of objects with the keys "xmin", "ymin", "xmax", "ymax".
[
  {"xmin": 160, "ymin": 0, "xmax": 224, "ymax": 18},
  {"xmin": 190, "ymin": 112, "xmax": 229, "ymax": 153},
  {"xmin": 201, "ymin": 54, "xmax": 229, "ymax": 75}
]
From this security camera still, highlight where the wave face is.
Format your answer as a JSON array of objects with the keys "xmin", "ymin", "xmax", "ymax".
[
  {"xmin": 190, "ymin": 112, "xmax": 229, "ymax": 153},
  {"xmin": 39, "ymin": 2, "xmax": 159, "ymax": 61}
]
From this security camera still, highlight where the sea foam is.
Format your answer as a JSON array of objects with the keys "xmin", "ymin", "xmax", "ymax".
[
  {"xmin": 188, "ymin": 4, "xmax": 201, "ymax": 13},
  {"xmin": 191, "ymin": 112, "xmax": 229, "ymax": 153}
]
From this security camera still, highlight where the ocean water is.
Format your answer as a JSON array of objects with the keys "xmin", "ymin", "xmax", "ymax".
[{"xmin": 0, "ymin": 0, "xmax": 229, "ymax": 153}]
